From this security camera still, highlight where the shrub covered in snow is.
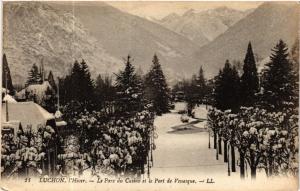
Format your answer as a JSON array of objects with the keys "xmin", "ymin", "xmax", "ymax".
[
  {"xmin": 1, "ymin": 124, "xmax": 57, "ymax": 178},
  {"xmin": 207, "ymin": 107, "xmax": 298, "ymax": 178},
  {"xmin": 57, "ymin": 107, "xmax": 155, "ymax": 178}
]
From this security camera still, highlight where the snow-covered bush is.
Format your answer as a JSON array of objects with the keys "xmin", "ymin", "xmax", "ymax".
[
  {"xmin": 58, "ymin": 106, "xmax": 155, "ymax": 178},
  {"xmin": 1, "ymin": 124, "xmax": 57, "ymax": 178},
  {"xmin": 207, "ymin": 107, "xmax": 298, "ymax": 178}
]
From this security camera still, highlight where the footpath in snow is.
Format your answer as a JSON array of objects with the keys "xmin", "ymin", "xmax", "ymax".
[
  {"xmin": 148, "ymin": 103, "xmax": 295, "ymax": 191},
  {"xmin": 151, "ymin": 107, "xmax": 230, "ymax": 178}
]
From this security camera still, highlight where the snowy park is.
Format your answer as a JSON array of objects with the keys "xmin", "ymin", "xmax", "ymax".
[
  {"xmin": 152, "ymin": 104, "xmax": 227, "ymax": 177},
  {"xmin": 151, "ymin": 103, "xmax": 238, "ymax": 178},
  {"xmin": 1, "ymin": 3, "xmax": 299, "ymax": 191},
  {"xmin": 148, "ymin": 104, "xmax": 297, "ymax": 190}
]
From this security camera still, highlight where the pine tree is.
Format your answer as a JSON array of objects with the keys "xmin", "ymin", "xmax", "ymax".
[
  {"xmin": 196, "ymin": 66, "xmax": 208, "ymax": 104},
  {"xmin": 69, "ymin": 60, "xmax": 82, "ymax": 101},
  {"xmin": 47, "ymin": 71, "xmax": 57, "ymax": 93},
  {"xmin": 2, "ymin": 54, "xmax": 14, "ymax": 95},
  {"xmin": 79, "ymin": 59, "xmax": 94, "ymax": 102},
  {"xmin": 240, "ymin": 42, "xmax": 259, "ymax": 106},
  {"xmin": 145, "ymin": 54, "xmax": 170, "ymax": 115},
  {"xmin": 26, "ymin": 63, "xmax": 42, "ymax": 86},
  {"xmin": 260, "ymin": 40, "xmax": 297, "ymax": 111},
  {"xmin": 214, "ymin": 60, "xmax": 241, "ymax": 112},
  {"xmin": 58, "ymin": 60, "xmax": 95, "ymax": 109},
  {"xmin": 115, "ymin": 55, "xmax": 144, "ymax": 116}
]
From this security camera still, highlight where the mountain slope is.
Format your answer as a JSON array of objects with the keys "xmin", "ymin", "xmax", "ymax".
[
  {"xmin": 3, "ymin": 1, "xmax": 202, "ymax": 84},
  {"xmin": 49, "ymin": 2, "xmax": 203, "ymax": 81},
  {"xmin": 195, "ymin": 2, "xmax": 299, "ymax": 77},
  {"xmin": 155, "ymin": 7, "xmax": 251, "ymax": 47},
  {"xmin": 3, "ymin": 2, "xmax": 122, "ymax": 84}
]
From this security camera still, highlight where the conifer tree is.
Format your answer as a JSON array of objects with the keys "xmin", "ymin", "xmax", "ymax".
[
  {"xmin": 214, "ymin": 60, "xmax": 240, "ymax": 112},
  {"xmin": 69, "ymin": 60, "xmax": 82, "ymax": 101},
  {"xmin": 2, "ymin": 54, "xmax": 14, "ymax": 95},
  {"xmin": 26, "ymin": 63, "xmax": 42, "ymax": 86},
  {"xmin": 145, "ymin": 54, "xmax": 170, "ymax": 115},
  {"xmin": 80, "ymin": 59, "xmax": 94, "ymax": 102},
  {"xmin": 196, "ymin": 66, "xmax": 208, "ymax": 104},
  {"xmin": 260, "ymin": 40, "xmax": 297, "ymax": 111},
  {"xmin": 115, "ymin": 55, "xmax": 144, "ymax": 116},
  {"xmin": 240, "ymin": 42, "xmax": 259, "ymax": 106}
]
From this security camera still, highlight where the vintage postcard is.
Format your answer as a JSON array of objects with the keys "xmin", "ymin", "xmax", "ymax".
[{"xmin": 1, "ymin": 1, "xmax": 299, "ymax": 191}]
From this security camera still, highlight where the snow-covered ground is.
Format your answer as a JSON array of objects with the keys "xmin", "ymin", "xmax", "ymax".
[
  {"xmin": 149, "ymin": 103, "xmax": 297, "ymax": 190},
  {"xmin": 152, "ymin": 111, "xmax": 231, "ymax": 178}
]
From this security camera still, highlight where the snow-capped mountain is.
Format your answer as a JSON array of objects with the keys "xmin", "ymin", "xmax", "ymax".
[
  {"xmin": 3, "ymin": 2, "xmax": 298, "ymax": 84},
  {"xmin": 194, "ymin": 2, "xmax": 299, "ymax": 77},
  {"xmin": 3, "ymin": 2, "xmax": 123, "ymax": 84},
  {"xmin": 3, "ymin": 1, "xmax": 202, "ymax": 85},
  {"xmin": 154, "ymin": 6, "xmax": 252, "ymax": 47}
]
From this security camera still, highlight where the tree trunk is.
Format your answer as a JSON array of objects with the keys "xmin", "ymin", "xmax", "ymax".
[
  {"xmin": 208, "ymin": 131, "xmax": 211, "ymax": 149},
  {"xmin": 213, "ymin": 131, "xmax": 217, "ymax": 149},
  {"xmin": 251, "ymin": 166, "xmax": 256, "ymax": 179},
  {"xmin": 240, "ymin": 152, "xmax": 245, "ymax": 179},
  {"xmin": 268, "ymin": 158, "xmax": 273, "ymax": 177},
  {"xmin": 231, "ymin": 144, "xmax": 236, "ymax": 172},
  {"xmin": 218, "ymin": 137, "xmax": 222, "ymax": 154},
  {"xmin": 48, "ymin": 151, "xmax": 51, "ymax": 176},
  {"xmin": 216, "ymin": 134, "xmax": 219, "ymax": 160},
  {"xmin": 223, "ymin": 140, "xmax": 228, "ymax": 162}
]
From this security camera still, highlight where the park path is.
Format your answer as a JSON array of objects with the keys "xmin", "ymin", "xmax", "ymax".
[{"xmin": 150, "ymin": 111, "xmax": 232, "ymax": 179}]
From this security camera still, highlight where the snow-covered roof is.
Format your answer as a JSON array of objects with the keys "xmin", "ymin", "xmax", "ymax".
[
  {"xmin": 1, "ymin": 101, "xmax": 55, "ymax": 131},
  {"xmin": 3, "ymin": 94, "xmax": 17, "ymax": 103},
  {"xmin": 26, "ymin": 81, "xmax": 52, "ymax": 102},
  {"xmin": 16, "ymin": 81, "xmax": 53, "ymax": 102}
]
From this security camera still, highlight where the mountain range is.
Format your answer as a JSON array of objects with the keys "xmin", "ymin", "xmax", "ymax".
[
  {"xmin": 153, "ymin": 6, "xmax": 253, "ymax": 47},
  {"xmin": 2, "ymin": 2, "xmax": 299, "ymax": 85},
  {"xmin": 193, "ymin": 2, "xmax": 299, "ymax": 77},
  {"xmin": 3, "ymin": 1, "xmax": 202, "ymax": 85}
]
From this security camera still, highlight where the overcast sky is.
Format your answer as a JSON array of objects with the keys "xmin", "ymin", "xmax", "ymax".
[{"xmin": 107, "ymin": 1, "xmax": 262, "ymax": 19}]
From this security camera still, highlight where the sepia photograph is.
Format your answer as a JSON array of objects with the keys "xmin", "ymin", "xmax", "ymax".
[{"xmin": 1, "ymin": 1, "xmax": 299, "ymax": 190}]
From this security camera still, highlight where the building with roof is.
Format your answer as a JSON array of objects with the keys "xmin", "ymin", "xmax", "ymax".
[
  {"xmin": 15, "ymin": 81, "xmax": 53, "ymax": 103},
  {"xmin": 1, "ymin": 101, "xmax": 56, "ymax": 132}
]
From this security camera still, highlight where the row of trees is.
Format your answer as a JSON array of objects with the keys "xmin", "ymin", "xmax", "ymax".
[
  {"xmin": 214, "ymin": 40, "xmax": 298, "ymax": 113},
  {"xmin": 55, "ymin": 54, "xmax": 170, "ymax": 177},
  {"xmin": 208, "ymin": 107, "xmax": 298, "ymax": 179},
  {"xmin": 2, "ymin": 51, "xmax": 171, "ymax": 178},
  {"xmin": 59, "ymin": 54, "xmax": 171, "ymax": 117},
  {"xmin": 207, "ymin": 39, "xmax": 299, "ymax": 179}
]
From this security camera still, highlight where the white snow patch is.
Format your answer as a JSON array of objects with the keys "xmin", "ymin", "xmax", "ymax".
[
  {"xmin": 174, "ymin": 102, "xmax": 187, "ymax": 112},
  {"xmin": 192, "ymin": 104, "xmax": 209, "ymax": 119},
  {"xmin": 3, "ymin": 94, "xmax": 17, "ymax": 103}
]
